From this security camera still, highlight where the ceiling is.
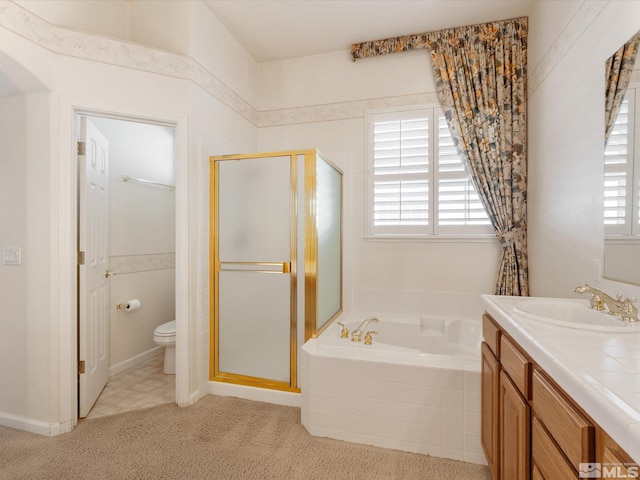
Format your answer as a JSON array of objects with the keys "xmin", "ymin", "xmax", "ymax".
[{"xmin": 203, "ymin": 0, "xmax": 535, "ymax": 63}]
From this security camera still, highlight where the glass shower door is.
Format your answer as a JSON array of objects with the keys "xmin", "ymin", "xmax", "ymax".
[{"xmin": 213, "ymin": 155, "xmax": 296, "ymax": 387}]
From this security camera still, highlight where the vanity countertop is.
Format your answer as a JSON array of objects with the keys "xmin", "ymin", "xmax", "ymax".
[{"xmin": 482, "ymin": 294, "xmax": 640, "ymax": 463}]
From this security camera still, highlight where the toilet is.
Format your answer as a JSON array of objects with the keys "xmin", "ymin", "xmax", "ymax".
[{"xmin": 153, "ymin": 320, "xmax": 176, "ymax": 374}]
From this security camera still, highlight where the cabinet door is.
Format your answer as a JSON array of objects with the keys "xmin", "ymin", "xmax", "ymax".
[
  {"xmin": 482, "ymin": 342, "xmax": 501, "ymax": 480},
  {"xmin": 597, "ymin": 428, "xmax": 637, "ymax": 479},
  {"xmin": 500, "ymin": 370, "xmax": 531, "ymax": 480},
  {"xmin": 531, "ymin": 416, "xmax": 576, "ymax": 480}
]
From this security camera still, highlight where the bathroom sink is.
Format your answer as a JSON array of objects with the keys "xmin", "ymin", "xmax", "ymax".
[{"xmin": 513, "ymin": 299, "xmax": 640, "ymax": 332}]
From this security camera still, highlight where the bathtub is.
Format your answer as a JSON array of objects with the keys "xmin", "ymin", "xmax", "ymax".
[{"xmin": 300, "ymin": 289, "xmax": 486, "ymax": 465}]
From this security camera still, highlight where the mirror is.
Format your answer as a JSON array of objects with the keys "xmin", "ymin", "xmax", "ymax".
[{"xmin": 604, "ymin": 30, "xmax": 640, "ymax": 286}]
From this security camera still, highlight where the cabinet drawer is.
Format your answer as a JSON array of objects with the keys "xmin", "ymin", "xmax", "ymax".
[
  {"xmin": 532, "ymin": 369, "xmax": 594, "ymax": 469},
  {"xmin": 532, "ymin": 416, "xmax": 576, "ymax": 480},
  {"xmin": 500, "ymin": 335, "xmax": 531, "ymax": 399},
  {"xmin": 482, "ymin": 314, "xmax": 500, "ymax": 356}
]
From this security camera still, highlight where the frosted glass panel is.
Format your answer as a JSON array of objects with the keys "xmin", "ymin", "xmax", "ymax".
[
  {"xmin": 216, "ymin": 155, "xmax": 292, "ymax": 383},
  {"xmin": 316, "ymin": 156, "xmax": 342, "ymax": 331},
  {"xmin": 218, "ymin": 156, "xmax": 291, "ymax": 261},
  {"xmin": 218, "ymin": 271, "xmax": 290, "ymax": 382}
]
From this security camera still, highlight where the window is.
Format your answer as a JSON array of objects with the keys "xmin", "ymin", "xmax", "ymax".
[
  {"xmin": 366, "ymin": 106, "xmax": 492, "ymax": 238},
  {"xmin": 605, "ymin": 86, "xmax": 640, "ymax": 238}
]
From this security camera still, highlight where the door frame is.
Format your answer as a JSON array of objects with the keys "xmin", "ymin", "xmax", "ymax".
[
  {"xmin": 57, "ymin": 99, "xmax": 191, "ymax": 433},
  {"xmin": 210, "ymin": 152, "xmax": 299, "ymax": 392}
]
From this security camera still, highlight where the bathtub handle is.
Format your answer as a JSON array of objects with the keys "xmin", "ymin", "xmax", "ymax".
[
  {"xmin": 364, "ymin": 331, "xmax": 378, "ymax": 346},
  {"xmin": 336, "ymin": 322, "xmax": 349, "ymax": 338}
]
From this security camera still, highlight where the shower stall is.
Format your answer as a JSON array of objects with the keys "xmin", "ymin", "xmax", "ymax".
[{"xmin": 209, "ymin": 149, "xmax": 342, "ymax": 392}]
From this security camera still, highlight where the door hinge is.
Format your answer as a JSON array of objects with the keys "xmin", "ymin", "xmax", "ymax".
[
  {"xmin": 77, "ymin": 141, "xmax": 86, "ymax": 156},
  {"xmin": 78, "ymin": 251, "xmax": 85, "ymax": 265},
  {"xmin": 78, "ymin": 360, "xmax": 85, "ymax": 375}
]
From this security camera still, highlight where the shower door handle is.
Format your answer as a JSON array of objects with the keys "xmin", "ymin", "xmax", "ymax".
[{"xmin": 219, "ymin": 262, "xmax": 291, "ymax": 274}]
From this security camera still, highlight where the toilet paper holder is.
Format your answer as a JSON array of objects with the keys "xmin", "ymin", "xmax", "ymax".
[{"xmin": 116, "ymin": 299, "xmax": 142, "ymax": 311}]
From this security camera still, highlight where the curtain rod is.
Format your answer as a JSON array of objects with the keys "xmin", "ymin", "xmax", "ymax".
[
  {"xmin": 122, "ymin": 175, "xmax": 175, "ymax": 191},
  {"xmin": 350, "ymin": 16, "xmax": 527, "ymax": 61}
]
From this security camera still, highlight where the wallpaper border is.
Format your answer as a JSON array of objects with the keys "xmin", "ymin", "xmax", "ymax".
[{"xmin": 1, "ymin": 0, "xmax": 598, "ymax": 126}]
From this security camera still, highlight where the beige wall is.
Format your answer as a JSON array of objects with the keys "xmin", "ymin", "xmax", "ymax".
[
  {"xmin": 14, "ymin": 0, "xmax": 130, "ymax": 40},
  {"xmin": 0, "ymin": 1, "xmax": 258, "ymax": 432},
  {"xmin": 255, "ymin": 0, "xmax": 640, "ymax": 301},
  {"xmin": 0, "ymin": 90, "xmax": 53, "ymax": 425},
  {"xmin": 527, "ymin": 0, "xmax": 640, "ymax": 300},
  {"xmin": 256, "ymin": 35, "xmax": 501, "ymax": 297},
  {"xmin": 0, "ymin": 95, "xmax": 29, "ymax": 416},
  {"xmin": 4, "ymin": 0, "xmax": 640, "ymax": 436}
]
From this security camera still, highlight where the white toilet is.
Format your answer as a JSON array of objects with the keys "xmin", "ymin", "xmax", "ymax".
[{"xmin": 153, "ymin": 320, "xmax": 176, "ymax": 374}]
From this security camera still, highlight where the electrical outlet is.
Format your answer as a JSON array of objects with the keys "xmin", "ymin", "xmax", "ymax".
[{"xmin": 3, "ymin": 247, "xmax": 22, "ymax": 266}]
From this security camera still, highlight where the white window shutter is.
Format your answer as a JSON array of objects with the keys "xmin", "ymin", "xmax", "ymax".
[
  {"xmin": 605, "ymin": 93, "xmax": 633, "ymax": 235},
  {"xmin": 370, "ymin": 110, "xmax": 430, "ymax": 234},
  {"xmin": 367, "ymin": 107, "xmax": 491, "ymax": 238},
  {"xmin": 434, "ymin": 111, "xmax": 491, "ymax": 234}
]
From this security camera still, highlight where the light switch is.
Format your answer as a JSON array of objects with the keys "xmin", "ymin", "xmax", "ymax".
[{"xmin": 3, "ymin": 247, "xmax": 22, "ymax": 266}]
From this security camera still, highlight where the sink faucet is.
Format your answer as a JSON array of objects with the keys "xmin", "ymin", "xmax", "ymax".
[
  {"xmin": 352, "ymin": 317, "xmax": 379, "ymax": 342},
  {"xmin": 574, "ymin": 284, "xmax": 638, "ymax": 322}
]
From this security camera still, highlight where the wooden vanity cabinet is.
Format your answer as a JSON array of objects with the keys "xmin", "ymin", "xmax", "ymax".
[{"xmin": 482, "ymin": 312, "xmax": 636, "ymax": 480}]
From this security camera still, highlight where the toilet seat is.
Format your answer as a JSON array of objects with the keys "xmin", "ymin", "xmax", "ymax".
[{"xmin": 154, "ymin": 320, "xmax": 176, "ymax": 337}]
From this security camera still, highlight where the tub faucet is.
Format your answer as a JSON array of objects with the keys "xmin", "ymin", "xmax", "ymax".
[
  {"xmin": 352, "ymin": 317, "xmax": 379, "ymax": 342},
  {"xmin": 574, "ymin": 284, "xmax": 638, "ymax": 322}
]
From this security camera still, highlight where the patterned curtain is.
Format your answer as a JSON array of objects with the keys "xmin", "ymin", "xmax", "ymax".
[
  {"xmin": 427, "ymin": 18, "xmax": 529, "ymax": 296},
  {"xmin": 605, "ymin": 31, "xmax": 640, "ymax": 144}
]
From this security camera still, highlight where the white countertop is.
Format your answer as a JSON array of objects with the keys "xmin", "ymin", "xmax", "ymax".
[{"xmin": 482, "ymin": 294, "xmax": 640, "ymax": 463}]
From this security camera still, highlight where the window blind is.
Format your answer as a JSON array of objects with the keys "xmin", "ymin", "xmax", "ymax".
[
  {"xmin": 372, "ymin": 115, "xmax": 429, "ymax": 228},
  {"xmin": 368, "ymin": 107, "xmax": 491, "ymax": 237},
  {"xmin": 435, "ymin": 114, "xmax": 491, "ymax": 229},
  {"xmin": 604, "ymin": 96, "xmax": 630, "ymax": 230},
  {"xmin": 604, "ymin": 89, "xmax": 640, "ymax": 237}
]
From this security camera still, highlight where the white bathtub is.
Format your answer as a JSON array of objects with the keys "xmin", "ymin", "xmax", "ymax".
[
  {"xmin": 300, "ymin": 290, "xmax": 487, "ymax": 465},
  {"xmin": 319, "ymin": 314, "xmax": 480, "ymax": 357}
]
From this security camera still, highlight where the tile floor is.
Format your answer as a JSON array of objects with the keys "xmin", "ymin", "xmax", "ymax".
[{"xmin": 85, "ymin": 352, "xmax": 175, "ymax": 420}]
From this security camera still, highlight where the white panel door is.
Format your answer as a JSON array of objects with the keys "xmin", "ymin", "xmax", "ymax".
[{"xmin": 78, "ymin": 117, "xmax": 110, "ymax": 418}]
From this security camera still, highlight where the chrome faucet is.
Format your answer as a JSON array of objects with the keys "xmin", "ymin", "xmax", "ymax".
[
  {"xmin": 351, "ymin": 317, "xmax": 380, "ymax": 342},
  {"xmin": 574, "ymin": 284, "xmax": 638, "ymax": 322}
]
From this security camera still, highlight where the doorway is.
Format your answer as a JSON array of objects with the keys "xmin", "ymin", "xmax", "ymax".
[{"xmin": 76, "ymin": 114, "xmax": 177, "ymax": 419}]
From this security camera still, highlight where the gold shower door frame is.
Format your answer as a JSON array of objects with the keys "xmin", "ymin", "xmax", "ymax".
[{"xmin": 209, "ymin": 151, "xmax": 302, "ymax": 392}]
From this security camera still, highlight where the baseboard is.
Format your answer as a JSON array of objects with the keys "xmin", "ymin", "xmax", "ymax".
[
  {"xmin": 109, "ymin": 346, "xmax": 162, "ymax": 377},
  {"xmin": 0, "ymin": 412, "xmax": 59, "ymax": 436},
  {"xmin": 189, "ymin": 390, "xmax": 201, "ymax": 404},
  {"xmin": 208, "ymin": 381, "xmax": 301, "ymax": 407}
]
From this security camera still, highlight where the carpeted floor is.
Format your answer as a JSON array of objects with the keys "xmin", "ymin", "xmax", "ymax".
[{"xmin": 0, "ymin": 395, "xmax": 491, "ymax": 480}]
